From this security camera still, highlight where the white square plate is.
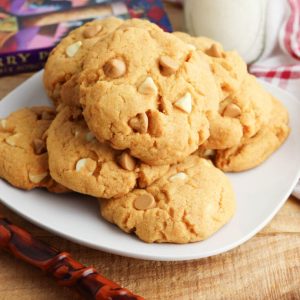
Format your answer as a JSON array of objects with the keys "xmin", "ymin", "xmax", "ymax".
[{"xmin": 1, "ymin": 71, "xmax": 300, "ymax": 261}]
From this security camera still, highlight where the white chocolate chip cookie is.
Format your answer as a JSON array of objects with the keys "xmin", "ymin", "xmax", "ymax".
[
  {"xmin": 80, "ymin": 19, "xmax": 220, "ymax": 165},
  {"xmin": 0, "ymin": 107, "xmax": 66, "ymax": 192},
  {"xmin": 43, "ymin": 17, "xmax": 124, "ymax": 107},
  {"xmin": 100, "ymin": 155, "xmax": 236, "ymax": 243}
]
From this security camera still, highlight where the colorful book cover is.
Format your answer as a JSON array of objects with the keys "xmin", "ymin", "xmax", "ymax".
[{"xmin": 0, "ymin": 0, "xmax": 172, "ymax": 76}]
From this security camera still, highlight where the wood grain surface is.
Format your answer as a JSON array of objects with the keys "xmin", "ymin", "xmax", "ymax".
[{"xmin": 1, "ymin": 3, "xmax": 300, "ymax": 299}]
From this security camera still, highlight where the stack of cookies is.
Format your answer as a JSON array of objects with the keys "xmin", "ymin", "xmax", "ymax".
[{"xmin": 0, "ymin": 18, "xmax": 290, "ymax": 244}]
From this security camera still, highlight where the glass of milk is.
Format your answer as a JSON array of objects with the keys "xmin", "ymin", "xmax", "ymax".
[{"xmin": 184, "ymin": 0, "xmax": 268, "ymax": 63}]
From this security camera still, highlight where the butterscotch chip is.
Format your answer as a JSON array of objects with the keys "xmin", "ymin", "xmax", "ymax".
[
  {"xmin": 129, "ymin": 113, "xmax": 148, "ymax": 134},
  {"xmin": 138, "ymin": 77, "xmax": 158, "ymax": 95},
  {"xmin": 33, "ymin": 138, "xmax": 46, "ymax": 155},
  {"xmin": 159, "ymin": 56, "xmax": 179, "ymax": 76},
  {"xmin": 66, "ymin": 41, "xmax": 82, "ymax": 57},
  {"xmin": 103, "ymin": 58, "xmax": 126, "ymax": 78},
  {"xmin": 206, "ymin": 43, "xmax": 224, "ymax": 58},
  {"xmin": 134, "ymin": 194, "xmax": 156, "ymax": 210},
  {"xmin": 223, "ymin": 103, "xmax": 241, "ymax": 118},
  {"xmin": 83, "ymin": 24, "xmax": 103, "ymax": 38},
  {"xmin": 29, "ymin": 172, "xmax": 48, "ymax": 184},
  {"xmin": 118, "ymin": 152, "xmax": 136, "ymax": 171},
  {"xmin": 148, "ymin": 111, "xmax": 163, "ymax": 137},
  {"xmin": 174, "ymin": 93, "xmax": 192, "ymax": 113}
]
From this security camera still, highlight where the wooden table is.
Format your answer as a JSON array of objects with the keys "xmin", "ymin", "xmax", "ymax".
[{"xmin": 1, "ymin": 3, "xmax": 300, "ymax": 299}]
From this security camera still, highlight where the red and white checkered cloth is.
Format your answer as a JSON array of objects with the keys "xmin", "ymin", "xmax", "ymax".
[{"xmin": 249, "ymin": 0, "xmax": 300, "ymax": 198}]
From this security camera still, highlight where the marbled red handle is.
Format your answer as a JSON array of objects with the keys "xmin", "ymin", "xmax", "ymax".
[{"xmin": 0, "ymin": 217, "xmax": 144, "ymax": 300}]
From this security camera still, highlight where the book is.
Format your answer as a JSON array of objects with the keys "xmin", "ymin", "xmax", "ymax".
[{"xmin": 0, "ymin": 0, "xmax": 172, "ymax": 76}]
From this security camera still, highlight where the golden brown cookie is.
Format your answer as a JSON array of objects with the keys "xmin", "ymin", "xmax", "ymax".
[
  {"xmin": 43, "ymin": 17, "xmax": 124, "ymax": 107},
  {"xmin": 47, "ymin": 105, "xmax": 173, "ymax": 198},
  {"xmin": 47, "ymin": 105, "xmax": 138, "ymax": 198},
  {"xmin": 80, "ymin": 20, "xmax": 220, "ymax": 165},
  {"xmin": 0, "ymin": 107, "xmax": 66, "ymax": 192},
  {"xmin": 100, "ymin": 155, "xmax": 236, "ymax": 243},
  {"xmin": 174, "ymin": 33, "xmax": 273, "ymax": 150},
  {"xmin": 205, "ymin": 75, "xmax": 274, "ymax": 149},
  {"xmin": 214, "ymin": 97, "xmax": 290, "ymax": 172}
]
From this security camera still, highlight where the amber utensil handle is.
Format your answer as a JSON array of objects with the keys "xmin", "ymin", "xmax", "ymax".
[{"xmin": 0, "ymin": 217, "xmax": 144, "ymax": 300}]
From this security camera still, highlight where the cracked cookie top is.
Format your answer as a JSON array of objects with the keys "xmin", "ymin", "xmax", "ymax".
[
  {"xmin": 173, "ymin": 32, "xmax": 248, "ymax": 101},
  {"xmin": 43, "ymin": 17, "xmax": 124, "ymax": 107},
  {"xmin": 79, "ymin": 19, "xmax": 220, "ymax": 165},
  {"xmin": 100, "ymin": 155, "xmax": 236, "ymax": 243},
  {"xmin": 0, "ymin": 107, "xmax": 66, "ymax": 192}
]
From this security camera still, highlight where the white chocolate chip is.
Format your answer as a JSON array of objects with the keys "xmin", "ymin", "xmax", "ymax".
[
  {"xmin": 76, "ymin": 158, "xmax": 87, "ymax": 172},
  {"xmin": 66, "ymin": 41, "xmax": 82, "ymax": 57},
  {"xmin": 174, "ymin": 93, "xmax": 192, "ymax": 113},
  {"xmin": 169, "ymin": 172, "xmax": 188, "ymax": 182},
  {"xmin": 187, "ymin": 44, "xmax": 196, "ymax": 51},
  {"xmin": 138, "ymin": 77, "xmax": 158, "ymax": 95},
  {"xmin": 0, "ymin": 119, "xmax": 7, "ymax": 129},
  {"xmin": 5, "ymin": 134, "xmax": 20, "ymax": 146},
  {"xmin": 203, "ymin": 149, "xmax": 215, "ymax": 158},
  {"xmin": 134, "ymin": 194, "xmax": 156, "ymax": 210},
  {"xmin": 85, "ymin": 131, "xmax": 96, "ymax": 142},
  {"xmin": 223, "ymin": 103, "xmax": 241, "ymax": 118},
  {"xmin": 75, "ymin": 158, "xmax": 96, "ymax": 176},
  {"xmin": 29, "ymin": 172, "xmax": 48, "ymax": 184},
  {"xmin": 203, "ymin": 159, "xmax": 213, "ymax": 167}
]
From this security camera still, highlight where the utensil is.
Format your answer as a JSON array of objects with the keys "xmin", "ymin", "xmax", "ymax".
[{"xmin": 0, "ymin": 217, "xmax": 144, "ymax": 300}]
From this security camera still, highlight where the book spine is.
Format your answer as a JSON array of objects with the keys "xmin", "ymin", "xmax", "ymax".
[{"xmin": 0, "ymin": 48, "xmax": 51, "ymax": 77}]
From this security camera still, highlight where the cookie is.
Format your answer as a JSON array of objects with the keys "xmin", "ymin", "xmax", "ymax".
[
  {"xmin": 43, "ymin": 17, "xmax": 124, "ymax": 107},
  {"xmin": 173, "ymin": 32, "xmax": 248, "ymax": 101},
  {"xmin": 173, "ymin": 33, "xmax": 272, "ymax": 149},
  {"xmin": 205, "ymin": 75, "xmax": 274, "ymax": 149},
  {"xmin": 79, "ymin": 20, "xmax": 220, "ymax": 165},
  {"xmin": 100, "ymin": 155, "xmax": 236, "ymax": 243},
  {"xmin": 47, "ymin": 105, "xmax": 173, "ymax": 198},
  {"xmin": 214, "ymin": 97, "xmax": 290, "ymax": 172},
  {"xmin": 0, "ymin": 107, "xmax": 66, "ymax": 192}
]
